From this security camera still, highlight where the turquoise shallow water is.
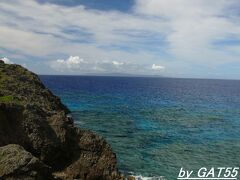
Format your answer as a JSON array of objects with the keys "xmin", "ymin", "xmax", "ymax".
[{"xmin": 40, "ymin": 76, "xmax": 240, "ymax": 179}]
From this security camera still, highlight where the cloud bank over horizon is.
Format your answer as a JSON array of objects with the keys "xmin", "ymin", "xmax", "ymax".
[
  {"xmin": 50, "ymin": 55, "xmax": 163, "ymax": 75},
  {"xmin": 0, "ymin": 0, "xmax": 240, "ymax": 78}
]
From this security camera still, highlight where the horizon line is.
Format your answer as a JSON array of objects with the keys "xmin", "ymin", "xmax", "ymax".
[{"xmin": 38, "ymin": 74, "xmax": 240, "ymax": 81}]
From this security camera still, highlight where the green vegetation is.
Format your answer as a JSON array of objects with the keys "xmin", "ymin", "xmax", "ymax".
[
  {"xmin": 0, "ymin": 95, "xmax": 14, "ymax": 102},
  {"xmin": 0, "ymin": 95, "xmax": 22, "ymax": 104}
]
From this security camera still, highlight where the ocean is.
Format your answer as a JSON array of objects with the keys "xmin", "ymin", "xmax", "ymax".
[{"xmin": 40, "ymin": 76, "xmax": 240, "ymax": 179}]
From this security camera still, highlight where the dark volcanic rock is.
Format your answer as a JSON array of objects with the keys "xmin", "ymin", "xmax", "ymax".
[
  {"xmin": 0, "ymin": 62, "xmax": 120, "ymax": 179},
  {"xmin": 0, "ymin": 103, "xmax": 26, "ymax": 147},
  {"xmin": 0, "ymin": 144, "xmax": 52, "ymax": 180}
]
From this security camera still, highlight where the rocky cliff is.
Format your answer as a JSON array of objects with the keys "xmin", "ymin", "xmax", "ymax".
[{"xmin": 0, "ymin": 60, "xmax": 121, "ymax": 180}]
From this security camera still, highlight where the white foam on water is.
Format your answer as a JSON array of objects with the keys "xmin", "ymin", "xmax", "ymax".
[{"xmin": 121, "ymin": 171, "xmax": 166, "ymax": 180}]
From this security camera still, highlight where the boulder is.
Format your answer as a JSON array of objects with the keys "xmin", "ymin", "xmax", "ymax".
[{"xmin": 0, "ymin": 144, "xmax": 52, "ymax": 180}]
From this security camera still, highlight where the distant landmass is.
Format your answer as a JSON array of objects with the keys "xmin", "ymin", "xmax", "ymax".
[
  {"xmin": 86, "ymin": 73, "xmax": 164, "ymax": 77},
  {"xmin": 45, "ymin": 72, "xmax": 164, "ymax": 78}
]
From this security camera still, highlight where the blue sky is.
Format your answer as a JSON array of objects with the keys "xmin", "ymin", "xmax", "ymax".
[
  {"xmin": 0, "ymin": 0, "xmax": 240, "ymax": 79},
  {"xmin": 37, "ymin": 0, "xmax": 135, "ymax": 11}
]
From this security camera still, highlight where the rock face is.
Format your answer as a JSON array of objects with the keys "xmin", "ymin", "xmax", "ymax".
[
  {"xmin": 0, "ymin": 144, "xmax": 51, "ymax": 180},
  {"xmin": 0, "ymin": 62, "xmax": 120, "ymax": 179}
]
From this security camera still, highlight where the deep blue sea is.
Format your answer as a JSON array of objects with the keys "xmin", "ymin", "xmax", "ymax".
[{"xmin": 40, "ymin": 76, "xmax": 240, "ymax": 179}]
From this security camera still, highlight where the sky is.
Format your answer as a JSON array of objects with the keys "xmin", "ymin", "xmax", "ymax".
[{"xmin": 0, "ymin": 0, "xmax": 240, "ymax": 79}]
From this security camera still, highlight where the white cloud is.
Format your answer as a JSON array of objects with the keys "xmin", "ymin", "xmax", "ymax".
[
  {"xmin": 50, "ymin": 55, "xmax": 165, "ymax": 75},
  {"xmin": 152, "ymin": 64, "xmax": 165, "ymax": 70},
  {"xmin": 112, "ymin": 61, "xmax": 124, "ymax": 66},
  {"xmin": 51, "ymin": 56, "xmax": 85, "ymax": 71},
  {"xmin": 50, "ymin": 55, "xmax": 120, "ymax": 73},
  {"xmin": 0, "ymin": 0, "xmax": 166, "ymax": 57},
  {"xmin": 56, "ymin": 56, "xmax": 84, "ymax": 65},
  {"xmin": 135, "ymin": 0, "xmax": 240, "ymax": 65},
  {"xmin": 0, "ymin": 0, "xmax": 239, "ymax": 77},
  {"xmin": 1, "ymin": 57, "xmax": 13, "ymax": 64}
]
